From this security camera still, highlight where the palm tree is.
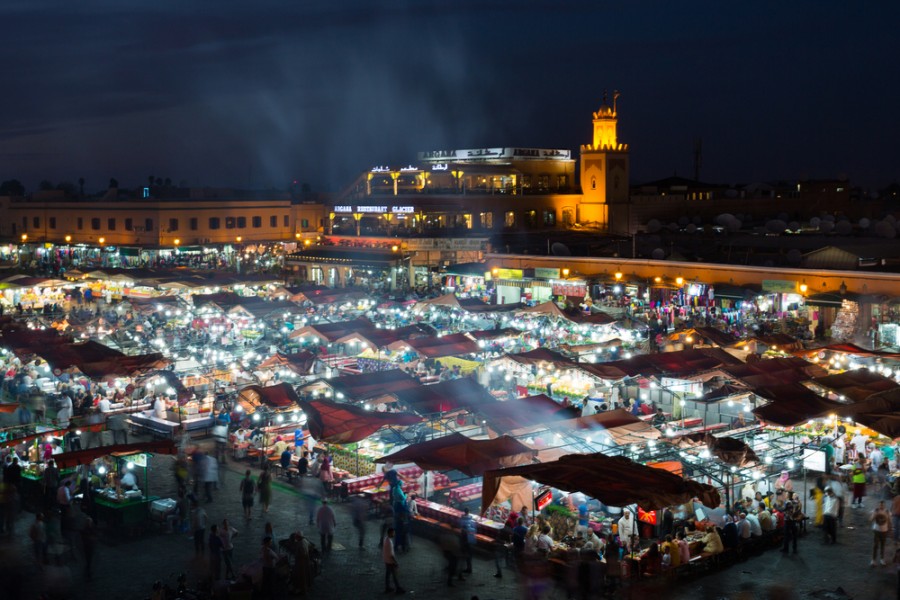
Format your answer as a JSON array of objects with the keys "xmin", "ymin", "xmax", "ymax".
[{"xmin": 78, "ymin": 177, "xmax": 85, "ymax": 197}]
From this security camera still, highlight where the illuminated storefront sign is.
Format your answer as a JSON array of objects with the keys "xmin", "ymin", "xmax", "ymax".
[
  {"xmin": 535, "ymin": 267, "xmax": 560, "ymax": 279},
  {"xmin": 418, "ymin": 147, "xmax": 572, "ymax": 162},
  {"xmin": 495, "ymin": 268, "xmax": 524, "ymax": 280},
  {"xmin": 332, "ymin": 205, "xmax": 415, "ymax": 214},
  {"xmin": 762, "ymin": 279, "xmax": 798, "ymax": 294}
]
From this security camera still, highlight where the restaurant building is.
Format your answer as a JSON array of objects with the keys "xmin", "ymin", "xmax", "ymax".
[{"xmin": 328, "ymin": 96, "xmax": 629, "ymax": 235}]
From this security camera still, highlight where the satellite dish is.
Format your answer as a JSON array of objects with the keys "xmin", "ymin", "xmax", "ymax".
[
  {"xmin": 651, "ymin": 248, "xmax": 665, "ymax": 260},
  {"xmin": 551, "ymin": 243, "xmax": 571, "ymax": 256}
]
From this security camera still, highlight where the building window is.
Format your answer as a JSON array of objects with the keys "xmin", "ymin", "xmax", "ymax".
[
  {"xmin": 562, "ymin": 208, "xmax": 574, "ymax": 226},
  {"xmin": 32, "ymin": 217, "xmax": 40, "ymax": 229},
  {"xmin": 283, "ymin": 215, "xmax": 289, "ymax": 227},
  {"xmin": 209, "ymin": 217, "xmax": 220, "ymax": 230},
  {"xmin": 189, "ymin": 218, "xmax": 198, "ymax": 231},
  {"xmin": 108, "ymin": 218, "xmax": 116, "ymax": 231},
  {"xmin": 543, "ymin": 210, "xmax": 556, "ymax": 226},
  {"xmin": 252, "ymin": 216, "xmax": 262, "ymax": 228},
  {"xmin": 557, "ymin": 175, "xmax": 568, "ymax": 190},
  {"xmin": 124, "ymin": 218, "xmax": 133, "ymax": 231},
  {"xmin": 91, "ymin": 218, "xmax": 101, "ymax": 231},
  {"xmin": 77, "ymin": 217, "xmax": 84, "ymax": 230},
  {"xmin": 522, "ymin": 175, "xmax": 532, "ymax": 190},
  {"xmin": 301, "ymin": 219, "xmax": 309, "ymax": 228},
  {"xmin": 591, "ymin": 177, "xmax": 597, "ymax": 190},
  {"xmin": 49, "ymin": 217, "xmax": 56, "ymax": 229},
  {"xmin": 145, "ymin": 218, "xmax": 154, "ymax": 232},
  {"xmin": 537, "ymin": 175, "xmax": 550, "ymax": 190},
  {"xmin": 480, "ymin": 212, "xmax": 493, "ymax": 229},
  {"xmin": 225, "ymin": 217, "xmax": 236, "ymax": 229},
  {"xmin": 237, "ymin": 216, "xmax": 246, "ymax": 229},
  {"xmin": 504, "ymin": 211, "xmax": 515, "ymax": 228},
  {"xmin": 524, "ymin": 210, "xmax": 538, "ymax": 228},
  {"xmin": 270, "ymin": 215, "xmax": 277, "ymax": 227},
  {"xmin": 169, "ymin": 218, "xmax": 179, "ymax": 232}
]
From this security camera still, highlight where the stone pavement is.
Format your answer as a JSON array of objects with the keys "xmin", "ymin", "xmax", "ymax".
[{"xmin": 2, "ymin": 441, "xmax": 899, "ymax": 600}]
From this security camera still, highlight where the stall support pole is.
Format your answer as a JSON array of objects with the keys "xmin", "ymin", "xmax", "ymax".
[{"xmin": 802, "ymin": 463, "xmax": 808, "ymax": 517}]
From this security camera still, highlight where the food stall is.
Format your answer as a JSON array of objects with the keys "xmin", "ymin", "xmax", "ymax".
[{"xmin": 52, "ymin": 440, "xmax": 178, "ymax": 534}]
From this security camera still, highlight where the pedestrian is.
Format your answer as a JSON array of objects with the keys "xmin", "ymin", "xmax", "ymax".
[
  {"xmin": 280, "ymin": 447, "xmax": 293, "ymax": 482},
  {"xmin": 203, "ymin": 452, "xmax": 218, "ymax": 502},
  {"xmin": 440, "ymin": 527, "xmax": 464, "ymax": 586},
  {"xmin": 382, "ymin": 527, "xmax": 406, "ymax": 594},
  {"xmin": 220, "ymin": 518, "xmax": 238, "ymax": 579},
  {"xmin": 191, "ymin": 500, "xmax": 208, "ymax": 557},
  {"xmin": 29, "ymin": 513, "xmax": 47, "ymax": 567},
  {"xmin": 81, "ymin": 515, "xmax": 96, "ymax": 580},
  {"xmin": 459, "ymin": 508, "xmax": 476, "ymax": 574},
  {"xmin": 239, "ymin": 470, "xmax": 255, "ymax": 520},
  {"xmin": 351, "ymin": 495, "xmax": 367, "ymax": 549},
  {"xmin": 258, "ymin": 467, "xmax": 272, "ymax": 515},
  {"xmin": 319, "ymin": 453, "xmax": 334, "ymax": 497},
  {"xmin": 300, "ymin": 476, "xmax": 323, "ymax": 526},
  {"xmin": 892, "ymin": 491, "xmax": 900, "ymax": 544},
  {"xmin": 781, "ymin": 501, "xmax": 800, "ymax": 555},
  {"xmin": 316, "ymin": 499, "xmax": 336, "ymax": 553},
  {"xmin": 260, "ymin": 536, "xmax": 279, "ymax": 599},
  {"xmin": 871, "ymin": 500, "xmax": 890, "ymax": 567},
  {"xmin": 822, "ymin": 487, "xmax": 839, "ymax": 544},
  {"xmin": 851, "ymin": 459, "xmax": 867, "ymax": 508},
  {"xmin": 208, "ymin": 523, "xmax": 223, "ymax": 581}
]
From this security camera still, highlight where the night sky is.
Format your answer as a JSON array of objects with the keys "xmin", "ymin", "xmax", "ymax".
[{"xmin": 2, "ymin": 1, "xmax": 898, "ymax": 194}]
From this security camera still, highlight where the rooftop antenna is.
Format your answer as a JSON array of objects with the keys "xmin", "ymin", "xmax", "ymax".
[{"xmin": 613, "ymin": 90, "xmax": 620, "ymax": 113}]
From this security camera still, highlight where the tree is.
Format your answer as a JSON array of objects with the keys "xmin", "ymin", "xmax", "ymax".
[
  {"xmin": 78, "ymin": 177, "xmax": 85, "ymax": 197},
  {"xmin": 39, "ymin": 179, "xmax": 54, "ymax": 191},
  {"xmin": 0, "ymin": 179, "xmax": 25, "ymax": 196},
  {"xmin": 109, "ymin": 177, "xmax": 118, "ymax": 189},
  {"xmin": 155, "ymin": 177, "xmax": 163, "ymax": 186},
  {"xmin": 164, "ymin": 177, "xmax": 171, "ymax": 187},
  {"xmin": 148, "ymin": 175, "xmax": 155, "ymax": 188}
]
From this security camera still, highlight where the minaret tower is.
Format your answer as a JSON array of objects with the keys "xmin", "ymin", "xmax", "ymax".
[{"xmin": 579, "ymin": 91, "xmax": 630, "ymax": 229}]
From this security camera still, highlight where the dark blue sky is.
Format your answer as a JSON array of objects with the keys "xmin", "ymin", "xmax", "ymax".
[{"xmin": 1, "ymin": 1, "xmax": 897, "ymax": 193}]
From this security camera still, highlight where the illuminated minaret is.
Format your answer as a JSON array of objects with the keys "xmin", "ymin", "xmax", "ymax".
[{"xmin": 579, "ymin": 91, "xmax": 630, "ymax": 230}]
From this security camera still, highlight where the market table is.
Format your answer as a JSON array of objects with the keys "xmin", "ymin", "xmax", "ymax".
[
  {"xmin": 93, "ymin": 493, "xmax": 159, "ymax": 534},
  {"xmin": 414, "ymin": 498, "xmax": 504, "ymax": 538},
  {"xmin": 448, "ymin": 482, "xmax": 482, "ymax": 504}
]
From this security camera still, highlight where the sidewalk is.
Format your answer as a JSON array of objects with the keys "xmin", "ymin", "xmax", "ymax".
[{"xmin": 4, "ymin": 444, "xmax": 899, "ymax": 599}]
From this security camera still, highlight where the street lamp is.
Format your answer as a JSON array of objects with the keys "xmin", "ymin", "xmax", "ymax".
[
  {"xmin": 20, "ymin": 234, "xmax": 27, "ymax": 243},
  {"xmin": 562, "ymin": 268, "xmax": 570, "ymax": 278},
  {"xmin": 614, "ymin": 272, "xmax": 623, "ymax": 282},
  {"xmin": 98, "ymin": 237, "xmax": 105, "ymax": 244},
  {"xmin": 174, "ymin": 238, "xmax": 180, "ymax": 247},
  {"xmin": 675, "ymin": 276, "xmax": 684, "ymax": 286}
]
